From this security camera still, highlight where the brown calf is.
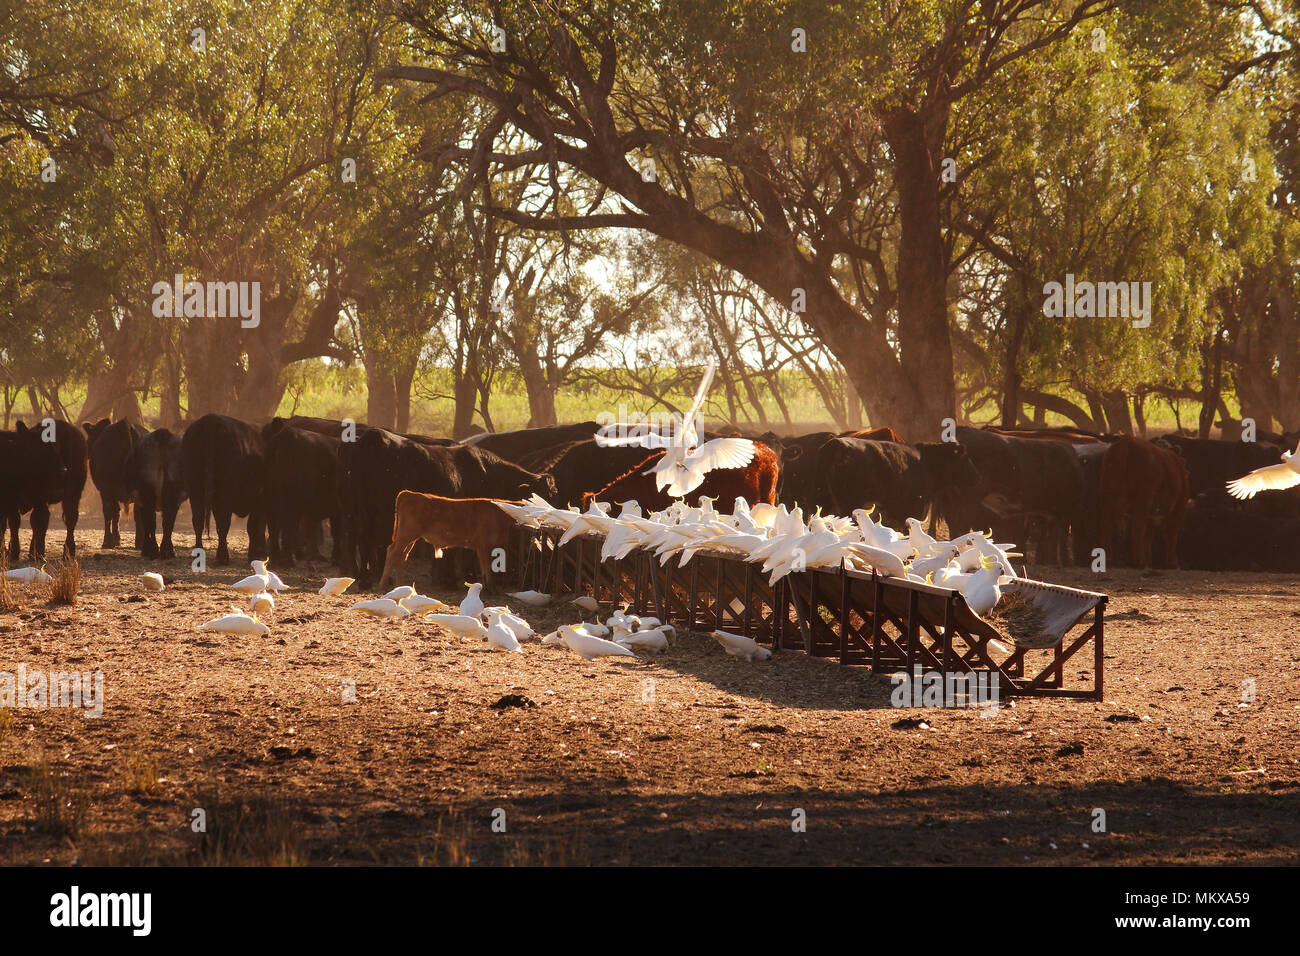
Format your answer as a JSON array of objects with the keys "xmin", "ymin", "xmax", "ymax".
[
  {"xmin": 1099, "ymin": 437, "xmax": 1189, "ymax": 568},
  {"xmin": 378, "ymin": 491, "xmax": 520, "ymax": 591}
]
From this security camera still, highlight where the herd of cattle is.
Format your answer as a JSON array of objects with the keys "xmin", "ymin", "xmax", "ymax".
[{"xmin": 1, "ymin": 412, "xmax": 1296, "ymax": 585}]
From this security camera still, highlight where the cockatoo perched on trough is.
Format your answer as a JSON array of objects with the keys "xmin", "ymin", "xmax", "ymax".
[
  {"xmin": 594, "ymin": 359, "xmax": 756, "ymax": 497},
  {"xmin": 1226, "ymin": 437, "xmax": 1300, "ymax": 499}
]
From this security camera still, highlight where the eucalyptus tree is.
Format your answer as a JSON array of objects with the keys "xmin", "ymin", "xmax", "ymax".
[
  {"xmin": 952, "ymin": 24, "xmax": 1276, "ymax": 434},
  {"xmin": 384, "ymin": 0, "xmax": 1114, "ymax": 437}
]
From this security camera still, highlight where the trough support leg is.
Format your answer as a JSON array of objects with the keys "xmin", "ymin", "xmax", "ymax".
[
  {"xmin": 715, "ymin": 559, "xmax": 724, "ymax": 632},
  {"xmin": 689, "ymin": 561, "xmax": 699, "ymax": 632},
  {"xmin": 906, "ymin": 590, "xmax": 919, "ymax": 676},
  {"xmin": 871, "ymin": 575, "xmax": 883, "ymax": 674},
  {"xmin": 839, "ymin": 564, "xmax": 849, "ymax": 665},
  {"xmin": 1094, "ymin": 599, "xmax": 1106, "ymax": 701},
  {"xmin": 776, "ymin": 580, "xmax": 786, "ymax": 653},
  {"xmin": 942, "ymin": 595, "xmax": 954, "ymax": 678},
  {"xmin": 743, "ymin": 564, "xmax": 753, "ymax": 640}
]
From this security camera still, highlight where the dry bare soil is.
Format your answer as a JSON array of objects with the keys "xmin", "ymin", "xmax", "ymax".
[{"xmin": 1, "ymin": 524, "xmax": 1298, "ymax": 866}]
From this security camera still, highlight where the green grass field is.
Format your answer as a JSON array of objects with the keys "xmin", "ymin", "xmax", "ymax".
[{"xmin": 5, "ymin": 362, "xmax": 1220, "ymax": 437}]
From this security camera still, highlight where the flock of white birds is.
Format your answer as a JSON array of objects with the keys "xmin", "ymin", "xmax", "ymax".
[
  {"xmin": 3, "ymin": 492, "xmax": 1027, "ymax": 659},
  {"xmin": 496, "ymin": 495, "xmax": 1024, "ymax": 618},
  {"xmin": 37, "ymin": 560, "xmax": 707, "ymax": 663}
]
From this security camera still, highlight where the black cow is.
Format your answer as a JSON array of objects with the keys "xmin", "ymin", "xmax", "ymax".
[
  {"xmin": 0, "ymin": 423, "xmax": 69, "ymax": 562},
  {"xmin": 181, "ymin": 414, "xmax": 268, "ymax": 565},
  {"xmin": 817, "ymin": 438, "xmax": 980, "ymax": 526},
  {"xmin": 464, "ymin": 421, "xmax": 600, "ymax": 463},
  {"xmin": 758, "ymin": 431, "xmax": 836, "ymax": 508},
  {"xmin": 266, "ymin": 426, "xmax": 341, "ymax": 566},
  {"xmin": 7, "ymin": 419, "xmax": 88, "ymax": 560},
  {"xmin": 1177, "ymin": 495, "xmax": 1300, "ymax": 572},
  {"xmin": 1154, "ymin": 435, "xmax": 1295, "ymax": 512},
  {"xmin": 944, "ymin": 427, "xmax": 1085, "ymax": 564},
  {"xmin": 521, "ymin": 439, "xmax": 667, "ymax": 507},
  {"xmin": 126, "ymin": 428, "xmax": 187, "ymax": 559},
  {"xmin": 85, "ymin": 418, "xmax": 148, "ymax": 549},
  {"xmin": 333, "ymin": 424, "xmax": 457, "ymax": 576},
  {"xmin": 348, "ymin": 428, "xmax": 557, "ymax": 585}
]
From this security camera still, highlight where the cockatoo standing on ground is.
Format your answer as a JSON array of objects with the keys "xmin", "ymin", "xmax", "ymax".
[{"xmin": 595, "ymin": 360, "xmax": 755, "ymax": 497}]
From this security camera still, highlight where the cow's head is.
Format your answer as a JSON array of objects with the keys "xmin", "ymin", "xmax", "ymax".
[
  {"xmin": 15, "ymin": 420, "xmax": 67, "ymax": 487},
  {"xmin": 81, "ymin": 417, "xmax": 112, "ymax": 449},
  {"xmin": 520, "ymin": 473, "xmax": 557, "ymax": 500},
  {"xmin": 929, "ymin": 441, "xmax": 982, "ymax": 488}
]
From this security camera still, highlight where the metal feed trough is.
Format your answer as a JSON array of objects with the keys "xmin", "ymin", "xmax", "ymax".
[{"xmin": 514, "ymin": 527, "xmax": 1105, "ymax": 701}]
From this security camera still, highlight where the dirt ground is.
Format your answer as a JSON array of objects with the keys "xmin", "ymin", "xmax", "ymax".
[{"xmin": 1, "ymin": 518, "xmax": 1298, "ymax": 867}]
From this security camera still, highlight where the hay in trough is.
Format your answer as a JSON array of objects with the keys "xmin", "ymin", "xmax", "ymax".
[{"xmin": 986, "ymin": 588, "xmax": 1047, "ymax": 646}]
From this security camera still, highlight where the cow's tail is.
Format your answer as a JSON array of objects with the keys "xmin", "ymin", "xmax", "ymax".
[
  {"xmin": 203, "ymin": 456, "xmax": 213, "ymax": 538},
  {"xmin": 390, "ymin": 490, "xmax": 404, "ymax": 544}
]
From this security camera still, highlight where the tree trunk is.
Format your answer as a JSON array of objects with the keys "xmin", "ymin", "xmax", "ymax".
[
  {"xmin": 881, "ymin": 106, "xmax": 956, "ymax": 438},
  {"xmin": 517, "ymin": 343, "xmax": 557, "ymax": 428},
  {"xmin": 1199, "ymin": 327, "xmax": 1225, "ymax": 439},
  {"xmin": 159, "ymin": 344, "xmax": 183, "ymax": 428},
  {"xmin": 394, "ymin": 357, "xmax": 416, "ymax": 434},
  {"xmin": 1000, "ymin": 296, "xmax": 1029, "ymax": 427},
  {"xmin": 81, "ymin": 365, "xmax": 142, "ymax": 424},
  {"xmin": 363, "ymin": 346, "xmax": 398, "ymax": 431},
  {"xmin": 452, "ymin": 361, "xmax": 479, "ymax": 439},
  {"xmin": 1101, "ymin": 390, "xmax": 1132, "ymax": 435},
  {"xmin": 181, "ymin": 320, "xmax": 242, "ymax": 418}
]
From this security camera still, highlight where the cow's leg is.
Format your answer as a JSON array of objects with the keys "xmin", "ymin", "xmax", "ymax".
[
  {"xmin": 1099, "ymin": 509, "xmax": 1120, "ymax": 568},
  {"xmin": 247, "ymin": 510, "xmax": 268, "ymax": 562},
  {"xmin": 1134, "ymin": 517, "xmax": 1153, "ymax": 569},
  {"xmin": 28, "ymin": 503, "xmax": 50, "ymax": 561},
  {"xmin": 61, "ymin": 495, "xmax": 78, "ymax": 557},
  {"xmin": 476, "ymin": 544, "xmax": 496, "ymax": 592},
  {"xmin": 302, "ymin": 518, "xmax": 325, "ymax": 562},
  {"xmin": 281, "ymin": 514, "xmax": 301, "ymax": 566},
  {"xmin": 267, "ymin": 507, "xmax": 285, "ymax": 566},
  {"xmin": 160, "ymin": 489, "xmax": 179, "ymax": 559},
  {"xmin": 378, "ymin": 533, "xmax": 419, "ymax": 591},
  {"xmin": 213, "ymin": 509, "xmax": 233, "ymax": 565},
  {"xmin": 328, "ymin": 513, "xmax": 341, "ymax": 566},
  {"xmin": 101, "ymin": 497, "xmax": 116, "ymax": 549},
  {"xmin": 190, "ymin": 490, "xmax": 206, "ymax": 550},
  {"xmin": 4, "ymin": 511, "xmax": 19, "ymax": 563},
  {"xmin": 138, "ymin": 491, "xmax": 160, "ymax": 558},
  {"xmin": 1042, "ymin": 519, "xmax": 1062, "ymax": 567}
]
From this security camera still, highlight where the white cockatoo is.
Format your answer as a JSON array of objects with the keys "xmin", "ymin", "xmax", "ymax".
[
  {"xmin": 1226, "ymin": 437, "xmax": 1300, "ymax": 499},
  {"xmin": 594, "ymin": 360, "xmax": 756, "ymax": 497}
]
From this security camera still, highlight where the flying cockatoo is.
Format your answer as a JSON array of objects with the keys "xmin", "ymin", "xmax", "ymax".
[
  {"xmin": 594, "ymin": 360, "xmax": 756, "ymax": 497},
  {"xmin": 1226, "ymin": 437, "xmax": 1300, "ymax": 499}
]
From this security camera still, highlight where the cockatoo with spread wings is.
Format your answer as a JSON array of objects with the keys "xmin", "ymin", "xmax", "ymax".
[
  {"xmin": 595, "ymin": 360, "xmax": 755, "ymax": 497},
  {"xmin": 1226, "ymin": 437, "xmax": 1300, "ymax": 499}
]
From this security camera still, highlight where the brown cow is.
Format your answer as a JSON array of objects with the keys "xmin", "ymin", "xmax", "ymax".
[
  {"xmin": 379, "ymin": 491, "xmax": 519, "ymax": 591},
  {"xmin": 580, "ymin": 442, "xmax": 780, "ymax": 512},
  {"xmin": 1099, "ymin": 437, "xmax": 1189, "ymax": 568}
]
